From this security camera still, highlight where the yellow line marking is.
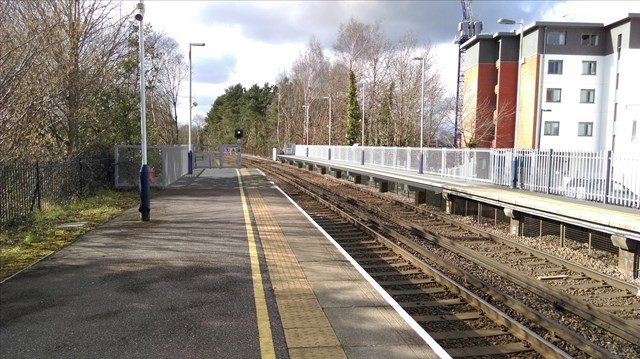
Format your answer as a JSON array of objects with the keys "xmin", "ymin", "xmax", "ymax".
[{"xmin": 237, "ymin": 169, "xmax": 276, "ymax": 359}]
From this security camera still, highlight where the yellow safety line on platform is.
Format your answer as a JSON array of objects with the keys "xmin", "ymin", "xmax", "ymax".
[{"xmin": 237, "ymin": 169, "xmax": 276, "ymax": 359}]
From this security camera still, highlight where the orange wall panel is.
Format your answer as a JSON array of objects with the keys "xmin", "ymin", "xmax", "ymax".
[{"xmin": 517, "ymin": 54, "xmax": 540, "ymax": 148}]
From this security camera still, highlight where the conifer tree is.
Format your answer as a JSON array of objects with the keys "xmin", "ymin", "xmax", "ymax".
[{"xmin": 344, "ymin": 68, "xmax": 361, "ymax": 145}]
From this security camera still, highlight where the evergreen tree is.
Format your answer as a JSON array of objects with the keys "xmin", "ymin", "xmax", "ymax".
[{"xmin": 344, "ymin": 68, "xmax": 361, "ymax": 145}]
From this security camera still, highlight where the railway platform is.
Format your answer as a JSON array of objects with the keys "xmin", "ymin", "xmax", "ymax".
[
  {"xmin": 278, "ymin": 155, "xmax": 640, "ymax": 277},
  {"xmin": 0, "ymin": 168, "xmax": 446, "ymax": 359}
]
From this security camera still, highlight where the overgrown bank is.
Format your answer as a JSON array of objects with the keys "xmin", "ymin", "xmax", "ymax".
[{"xmin": 0, "ymin": 190, "xmax": 139, "ymax": 281}]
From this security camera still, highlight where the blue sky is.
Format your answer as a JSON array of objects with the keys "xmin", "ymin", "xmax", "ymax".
[{"xmin": 136, "ymin": 0, "xmax": 638, "ymax": 124}]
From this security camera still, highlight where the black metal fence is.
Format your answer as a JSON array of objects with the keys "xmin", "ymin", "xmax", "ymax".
[{"xmin": 0, "ymin": 154, "xmax": 115, "ymax": 227}]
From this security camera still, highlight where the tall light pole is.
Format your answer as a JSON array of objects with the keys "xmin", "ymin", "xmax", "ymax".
[
  {"xmin": 303, "ymin": 104, "xmax": 309, "ymax": 145},
  {"xmin": 321, "ymin": 96, "xmax": 332, "ymax": 146},
  {"xmin": 188, "ymin": 42, "xmax": 205, "ymax": 175},
  {"xmin": 135, "ymin": 1, "xmax": 150, "ymax": 221},
  {"xmin": 498, "ymin": 18, "xmax": 523, "ymax": 188},
  {"xmin": 361, "ymin": 83, "xmax": 365, "ymax": 146},
  {"xmin": 413, "ymin": 56, "xmax": 425, "ymax": 174}
]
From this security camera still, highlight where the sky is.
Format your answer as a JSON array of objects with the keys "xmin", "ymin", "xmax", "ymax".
[{"xmin": 133, "ymin": 0, "xmax": 638, "ymax": 125}]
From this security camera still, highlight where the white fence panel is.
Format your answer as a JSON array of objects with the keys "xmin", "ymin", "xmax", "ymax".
[{"xmin": 282, "ymin": 145, "xmax": 639, "ymax": 208}]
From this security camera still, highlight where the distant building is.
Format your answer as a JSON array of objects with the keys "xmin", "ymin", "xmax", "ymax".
[{"xmin": 460, "ymin": 13, "xmax": 640, "ymax": 152}]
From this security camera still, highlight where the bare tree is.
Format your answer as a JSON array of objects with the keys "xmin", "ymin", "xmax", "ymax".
[
  {"xmin": 286, "ymin": 36, "xmax": 330, "ymax": 144},
  {"xmin": 145, "ymin": 31, "xmax": 187, "ymax": 144},
  {"xmin": 1, "ymin": 0, "xmax": 131, "ymax": 160},
  {"xmin": 1, "ymin": 1, "xmax": 62, "ymax": 159},
  {"xmin": 460, "ymin": 92, "xmax": 514, "ymax": 148}
]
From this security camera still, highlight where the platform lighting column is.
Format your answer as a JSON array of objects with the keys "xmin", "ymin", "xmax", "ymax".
[
  {"xmin": 188, "ymin": 42, "xmax": 205, "ymax": 175},
  {"xmin": 361, "ymin": 83, "xmax": 365, "ymax": 146},
  {"xmin": 498, "ymin": 18, "xmax": 523, "ymax": 188},
  {"xmin": 135, "ymin": 1, "xmax": 150, "ymax": 221},
  {"xmin": 303, "ymin": 104, "xmax": 310, "ymax": 145},
  {"xmin": 413, "ymin": 56, "xmax": 425, "ymax": 174}
]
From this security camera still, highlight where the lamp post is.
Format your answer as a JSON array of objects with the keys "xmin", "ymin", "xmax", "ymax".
[
  {"xmin": 498, "ymin": 18, "xmax": 523, "ymax": 188},
  {"xmin": 361, "ymin": 83, "xmax": 365, "ymax": 146},
  {"xmin": 413, "ymin": 56, "xmax": 425, "ymax": 174},
  {"xmin": 188, "ymin": 42, "xmax": 205, "ymax": 175},
  {"xmin": 321, "ymin": 96, "xmax": 332, "ymax": 146},
  {"xmin": 134, "ymin": 1, "xmax": 150, "ymax": 221},
  {"xmin": 303, "ymin": 104, "xmax": 309, "ymax": 145}
]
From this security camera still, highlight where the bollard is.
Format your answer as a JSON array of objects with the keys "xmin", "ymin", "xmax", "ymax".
[{"xmin": 139, "ymin": 164, "xmax": 151, "ymax": 221}]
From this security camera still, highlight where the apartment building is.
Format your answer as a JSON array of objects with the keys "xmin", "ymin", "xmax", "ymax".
[{"xmin": 460, "ymin": 13, "xmax": 640, "ymax": 152}]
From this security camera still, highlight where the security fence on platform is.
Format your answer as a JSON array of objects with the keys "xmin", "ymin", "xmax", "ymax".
[
  {"xmin": 114, "ymin": 145, "xmax": 188, "ymax": 189},
  {"xmin": 1, "ymin": 153, "xmax": 113, "ymax": 227},
  {"xmin": 292, "ymin": 145, "xmax": 640, "ymax": 209}
]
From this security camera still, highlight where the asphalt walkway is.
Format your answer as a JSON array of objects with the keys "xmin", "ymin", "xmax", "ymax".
[
  {"xmin": 1, "ymin": 168, "xmax": 287, "ymax": 358},
  {"xmin": 0, "ymin": 167, "xmax": 444, "ymax": 359}
]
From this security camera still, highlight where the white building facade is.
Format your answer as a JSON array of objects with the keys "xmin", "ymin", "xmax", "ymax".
[{"xmin": 535, "ymin": 14, "xmax": 640, "ymax": 152}]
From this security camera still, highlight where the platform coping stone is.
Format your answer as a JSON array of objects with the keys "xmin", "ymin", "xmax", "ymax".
[{"xmin": 245, "ymin": 183, "xmax": 347, "ymax": 359}]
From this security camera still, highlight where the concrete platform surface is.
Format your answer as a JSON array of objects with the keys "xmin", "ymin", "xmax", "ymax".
[{"xmin": 0, "ymin": 167, "xmax": 446, "ymax": 359}]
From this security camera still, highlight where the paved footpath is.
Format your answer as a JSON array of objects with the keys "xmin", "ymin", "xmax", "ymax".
[
  {"xmin": 1, "ymin": 167, "xmax": 444, "ymax": 359},
  {"xmin": 0, "ymin": 168, "xmax": 287, "ymax": 359}
]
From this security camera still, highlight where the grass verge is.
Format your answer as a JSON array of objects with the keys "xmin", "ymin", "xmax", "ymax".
[{"xmin": 0, "ymin": 190, "xmax": 139, "ymax": 281}]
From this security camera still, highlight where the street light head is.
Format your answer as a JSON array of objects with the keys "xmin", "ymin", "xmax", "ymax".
[
  {"xmin": 192, "ymin": 101, "xmax": 198, "ymax": 108},
  {"xmin": 134, "ymin": 2, "xmax": 144, "ymax": 21},
  {"xmin": 497, "ymin": 18, "xmax": 516, "ymax": 25},
  {"xmin": 412, "ymin": 57, "xmax": 423, "ymax": 61},
  {"xmin": 190, "ymin": 42, "xmax": 205, "ymax": 47}
]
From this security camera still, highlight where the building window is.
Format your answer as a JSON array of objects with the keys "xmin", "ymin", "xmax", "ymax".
[
  {"xmin": 544, "ymin": 121, "xmax": 560, "ymax": 136},
  {"xmin": 548, "ymin": 60, "xmax": 563, "ymax": 74},
  {"xmin": 581, "ymin": 33, "xmax": 600, "ymax": 46},
  {"xmin": 547, "ymin": 31, "xmax": 566, "ymax": 45},
  {"xmin": 582, "ymin": 61, "xmax": 596, "ymax": 75},
  {"xmin": 546, "ymin": 88, "xmax": 561, "ymax": 103},
  {"xmin": 580, "ymin": 89, "xmax": 595, "ymax": 103},
  {"xmin": 578, "ymin": 122, "xmax": 593, "ymax": 136}
]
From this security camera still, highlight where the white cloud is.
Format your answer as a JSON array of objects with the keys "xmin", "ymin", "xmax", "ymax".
[{"xmin": 541, "ymin": 1, "xmax": 636, "ymax": 23}]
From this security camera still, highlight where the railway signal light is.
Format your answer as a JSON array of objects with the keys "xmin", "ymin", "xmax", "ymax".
[{"xmin": 234, "ymin": 128, "xmax": 243, "ymax": 139}]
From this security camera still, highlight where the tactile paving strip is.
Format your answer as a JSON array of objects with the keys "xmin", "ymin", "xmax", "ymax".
[{"xmin": 243, "ymin": 173, "xmax": 346, "ymax": 359}]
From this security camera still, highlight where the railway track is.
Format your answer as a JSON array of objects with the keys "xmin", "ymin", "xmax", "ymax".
[
  {"xmin": 277, "ymin": 174, "xmax": 568, "ymax": 358},
  {"xmin": 244, "ymin": 156, "xmax": 640, "ymax": 358}
]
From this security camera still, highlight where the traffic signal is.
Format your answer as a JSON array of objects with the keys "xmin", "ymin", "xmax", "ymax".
[{"xmin": 234, "ymin": 128, "xmax": 243, "ymax": 139}]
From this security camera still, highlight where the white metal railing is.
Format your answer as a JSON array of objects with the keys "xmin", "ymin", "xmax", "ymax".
[{"xmin": 290, "ymin": 145, "xmax": 640, "ymax": 208}]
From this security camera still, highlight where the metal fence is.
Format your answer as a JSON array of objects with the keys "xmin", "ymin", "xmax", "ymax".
[
  {"xmin": 293, "ymin": 145, "xmax": 640, "ymax": 208},
  {"xmin": 1, "ymin": 155, "xmax": 113, "ymax": 227},
  {"xmin": 114, "ymin": 145, "xmax": 188, "ymax": 189}
]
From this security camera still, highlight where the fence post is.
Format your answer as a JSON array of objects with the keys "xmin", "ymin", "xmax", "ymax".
[
  {"xmin": 31, "ymin": 161, "xmax": 41, "ymax": 212},
  {"xmin": 604, "ymin": 150, "xmax": 612, "ymax": 205},
  {"xmin": 219, "ymin": 144, "xmax": 224, "ymax": 169},
  {"xmin": 441, "ymin": 148, "xmax": 446, "ymax": 176},
  {"xmin": 161, "ymin": 146, "xmax": 168, "ymax": 188},
  {"xmin": 114, "ymin": 146, "xmax": 120, "ymax": 189},
  {"xmin": 545, "ymin": 149, "xmax": 553, "ymax": 194},
  {"xmin": 511, "ymin": 149, "xmax": 518, "ymax": 189}
]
